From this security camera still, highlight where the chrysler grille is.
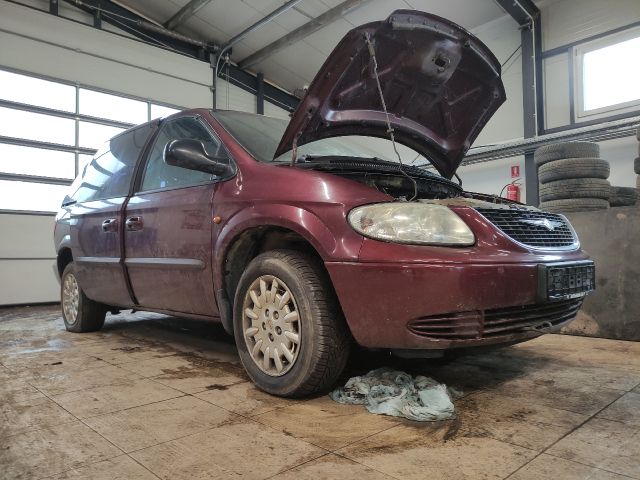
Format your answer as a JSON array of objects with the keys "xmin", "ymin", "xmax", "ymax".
[{"xmin": 476, "ymin": 208, "xmax": 576, "ymax": 248}]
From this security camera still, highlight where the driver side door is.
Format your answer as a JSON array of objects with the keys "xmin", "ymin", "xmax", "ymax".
[{"xmin": 123, "ymin": 116, "xmax": 229, "ymax": 316}]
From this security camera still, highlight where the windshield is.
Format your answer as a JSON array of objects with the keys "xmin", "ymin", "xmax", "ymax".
[{"xmin": 213, "ymin": 110, "xmax": 434, "ymax": 169}]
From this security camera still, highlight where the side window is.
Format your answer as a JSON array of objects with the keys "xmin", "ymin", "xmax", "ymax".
[
  {"xmin": 140, "ymin": 117, "xmax": 225, "ymax": 192},
  {"xmin": 71, "ymin": 123, "xmax": 154, "ymax": 203}
]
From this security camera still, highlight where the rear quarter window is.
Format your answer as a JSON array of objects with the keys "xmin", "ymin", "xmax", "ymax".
[{"xmin": 70, "ymin": 122, "xmax": 155, "ymax": 203}]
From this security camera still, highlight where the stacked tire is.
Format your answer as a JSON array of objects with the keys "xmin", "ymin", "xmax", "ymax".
[{"xmin": 536, "ymin": 142, "xmax": 610, "ymax": 213}]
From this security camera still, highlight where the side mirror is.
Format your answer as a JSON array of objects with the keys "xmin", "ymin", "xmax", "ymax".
[{"xmin": 164, "ymin": 139, "xmax": 232, "ymax": 176}]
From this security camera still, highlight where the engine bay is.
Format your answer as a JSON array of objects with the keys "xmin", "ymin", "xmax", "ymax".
[{"xmin": 293, "ymin": 156, "xmax": 463, "ymax": 200}]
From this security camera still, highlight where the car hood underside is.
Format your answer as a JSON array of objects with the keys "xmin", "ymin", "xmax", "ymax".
[{"xmin": 274, "ymin": 9, "xmax": 506, "ymax": 179}]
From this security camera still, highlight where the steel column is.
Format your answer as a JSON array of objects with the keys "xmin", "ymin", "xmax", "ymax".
[
  {"xmin": 256, "ymin": 73, "xmax": 264, "ymax": 115},
  {"xmin": 495, "ymin": 0, "xmax": 542, "ymax": 206}
]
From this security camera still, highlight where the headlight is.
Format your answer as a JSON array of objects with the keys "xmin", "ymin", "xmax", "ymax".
[{"xmin": 348, "ymin": 203, "xmax": 475, "ymax": 246}]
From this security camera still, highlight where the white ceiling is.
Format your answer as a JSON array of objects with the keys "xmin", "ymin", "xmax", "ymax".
[{"xmin": 127, "ymin": 0, "xmax": 509, "ymax": 93}]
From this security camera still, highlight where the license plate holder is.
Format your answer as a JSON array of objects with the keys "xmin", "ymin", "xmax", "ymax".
[{"xmin": 537, "ymin": 261, "xmax": 595, "ymax": 301}]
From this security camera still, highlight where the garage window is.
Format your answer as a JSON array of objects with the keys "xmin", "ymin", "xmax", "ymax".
[
  {"xmin": 575, "ymin": 29, "xmax": 640, "ymax": 119},
  {"xmin": 0, "ymin": 70, "xmax": 75, "ymax": 112},
  {"xmin": 0, "ymin": 144, "xmax": 75, "ymax": 179},
  {"xmin": 0, "ymin": 68, "xmax": 183, "ymax": 213},
  {"xmin": 79, "ymin": 88, "xmax": 148, "ymax": 124}
]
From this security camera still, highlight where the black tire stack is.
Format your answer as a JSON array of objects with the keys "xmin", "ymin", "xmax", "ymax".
[{"xmin": 536, "ymin": 142, "xmax": 610, "ymax": 213}]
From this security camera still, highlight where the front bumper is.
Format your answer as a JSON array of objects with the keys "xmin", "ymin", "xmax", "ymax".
[{"xmin": 325, "ymin": 259, "xmax": 586, "ymax": 351}]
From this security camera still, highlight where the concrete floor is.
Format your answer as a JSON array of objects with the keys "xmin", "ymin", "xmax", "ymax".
[{"xmin": 1, "ymin": 306, "xmax": 640, "ymax": 480}]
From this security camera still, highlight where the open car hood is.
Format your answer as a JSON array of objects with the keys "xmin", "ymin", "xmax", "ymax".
[{"xmin": 274, "ymin": 10, "xmax": 506, "ymax": 179}]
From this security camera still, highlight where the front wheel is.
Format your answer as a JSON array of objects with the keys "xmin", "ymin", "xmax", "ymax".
[
  {"xmin": 61, "ymin": 263, "xmax": 107, "ymax": 332},
  {"xmin": 233, "ymin": 249, "xmax": 350, "ymax": 397}
]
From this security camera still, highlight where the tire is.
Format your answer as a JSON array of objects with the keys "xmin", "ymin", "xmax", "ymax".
[
  {"xmin": 539, "ymin": 198, "xmax": 609, "ymax": 213},
  {"xmin": 634, "ymin": 157, "xmax": 640, "ymax": 175},
  {"xmin": 609, "ymin": 186, "xmax": 637, "ymax": 207},
  {"xmin": 534, "ymin": 142, "xmax": 599, "ymax": 166},
  {"xmin": 60, "ymin": 263, "xmax": 106, "ymax": 332},
  {"xmin": 539, "ymin": 178, "xmax": 610, "ymax": 202},
  {"xmin": 538, "ymin": 158, "xmax": 610, "ymax": 183},
  {"xmin": 233, "ymin": 249, "xmax": 350, "ymax": 397}
]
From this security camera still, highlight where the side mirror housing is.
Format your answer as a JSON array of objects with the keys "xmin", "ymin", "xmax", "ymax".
[{"xmin": 164, "ymin": 139, "xmax": 232, "ymax": 176}]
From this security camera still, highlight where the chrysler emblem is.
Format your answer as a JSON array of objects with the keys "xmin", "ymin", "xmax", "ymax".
[{"xmin": 521, "ymin": 218, "xmax": 562, "ymax": 231}]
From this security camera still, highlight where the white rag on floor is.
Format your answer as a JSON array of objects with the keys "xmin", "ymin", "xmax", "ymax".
[{"xmin": 330, "ymin": 367, "xmax": 458, "ymax": 422}]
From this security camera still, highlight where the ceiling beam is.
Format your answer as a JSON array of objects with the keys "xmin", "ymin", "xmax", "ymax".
[
  {"xmin": 222, "ymin": 0, "xmax": 303, "ymax": 53},
  {"xmin": 164, "ymin": 0, "xmax": 212, "ymax": 31},
  {"xmin": 238, "ymin": 0, "xmax": 370, "ymax": 70}
]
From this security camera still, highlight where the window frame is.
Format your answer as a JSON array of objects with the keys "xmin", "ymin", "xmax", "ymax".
[
  {"xmin": 574, "ymin": 26, "xmax": 640, "ymax": 121},
  {"xmin": 68, "ymin": 122, "xmax": 158, "ymax": 204},
  {"xmin": 134, "ymin": 115, "xmax": 235, "ymax": 195},
  {"xmin": 0, "ymin": 66, "xmax": 184, "ymax": 214}
]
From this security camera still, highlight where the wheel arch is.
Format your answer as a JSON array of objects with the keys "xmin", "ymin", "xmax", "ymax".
[
  {"xmin": 214, "ymin": 206, "xmax": 344, "ymax": 335},
  {"xmin": 57, "ymin": 247, "xmax": 73, "ymax": 278}
]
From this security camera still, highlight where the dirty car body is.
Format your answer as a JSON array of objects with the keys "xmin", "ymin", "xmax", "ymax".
[{"xmin": 54, "ymin": 10, "xmax": 595, "ymax": 396}]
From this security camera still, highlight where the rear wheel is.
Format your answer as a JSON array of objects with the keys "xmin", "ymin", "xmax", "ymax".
[
  {"xmin": 233, "ymin": 249, "xmax": 350, "ymax": 397},
  {"xmin": 61, "ymin": 263, "xmax": 106, "ymax": 332}
]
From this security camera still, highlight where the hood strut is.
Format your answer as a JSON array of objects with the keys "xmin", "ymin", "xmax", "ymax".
[{"xmin": 364, "ymin": 32, "xmax": 418, "ymax": 201}]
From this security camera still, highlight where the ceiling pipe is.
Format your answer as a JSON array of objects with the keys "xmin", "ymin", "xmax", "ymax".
[
  {"xmin": 238, "ymin": 0, "xmax": 370, "ymax": 70},
  {"xmin": 212, "ymin": 0, "xmax": 304, "ymax": 108},
  {"xmin": 64, "ymin": 0, "xmax": 214, "ymax": 49}
]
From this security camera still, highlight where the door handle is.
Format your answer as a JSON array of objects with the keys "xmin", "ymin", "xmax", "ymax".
[
  {"xmin": 101, "ymin": 218, "xmax": 118, "ymax": 232},
  {"xmin": 125, "ymin": 216, "xmax": 143, "ymax": 231}
]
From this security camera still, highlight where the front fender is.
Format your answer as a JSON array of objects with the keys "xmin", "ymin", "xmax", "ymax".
[
  {"xmin": 214, "ymin": 202, "xmax": 361, "ymax": 288},
  {"xmin": 212, "ymin": 203, "xmax": 362, "ymax": 335}
]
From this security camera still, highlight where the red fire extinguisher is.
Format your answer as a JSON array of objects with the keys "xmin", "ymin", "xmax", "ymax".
[{"xmin": 503, "ymin": 178, "xmax": 521, "ymax": 202}]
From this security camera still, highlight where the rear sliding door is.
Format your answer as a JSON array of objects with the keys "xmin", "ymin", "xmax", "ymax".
[{"xmin": 68, "ymin": 123, "xmax": 156, "ymax": 307}]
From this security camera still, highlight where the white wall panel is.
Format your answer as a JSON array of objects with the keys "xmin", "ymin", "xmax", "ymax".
[
  {"xmin": 543, "ymin": 0, "xmax": 640, "ymax": 50},
  {"xmin": 215, "ymin": 79, "xmax": 257, "ymax": 113},
  {"xmin": 470, "ymin": 16, "xmax": 524, "ymax": 146},
  {"xmin": 0, "ymin": 214, "xmax": 58, "ymax": 305},
  {"xmin": 0, "ymin": 259, "xmax": 59, "ymax": 305},
  {"xmin": 543, "ymin": 53, "xmax": 571, "ymax": 129},
  {"xmin": 457, "ymin": 156, "xmax": 527, "ymax": 200},
  {"xmin": 599, "ymin": 137, "xmax": 639, "ymax": 189},
  {"xmin": 0, "ymin": 214, "xmax": 56, "ymax": 258},
  {"xmin": 263, "ymin": 103, "xmax": 292, "ymax": 121}
]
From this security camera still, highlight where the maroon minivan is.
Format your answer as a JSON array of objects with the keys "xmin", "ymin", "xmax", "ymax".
[{"xmin": 54, "ymin": 10, "xmax": 594, "ymax": 396}]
